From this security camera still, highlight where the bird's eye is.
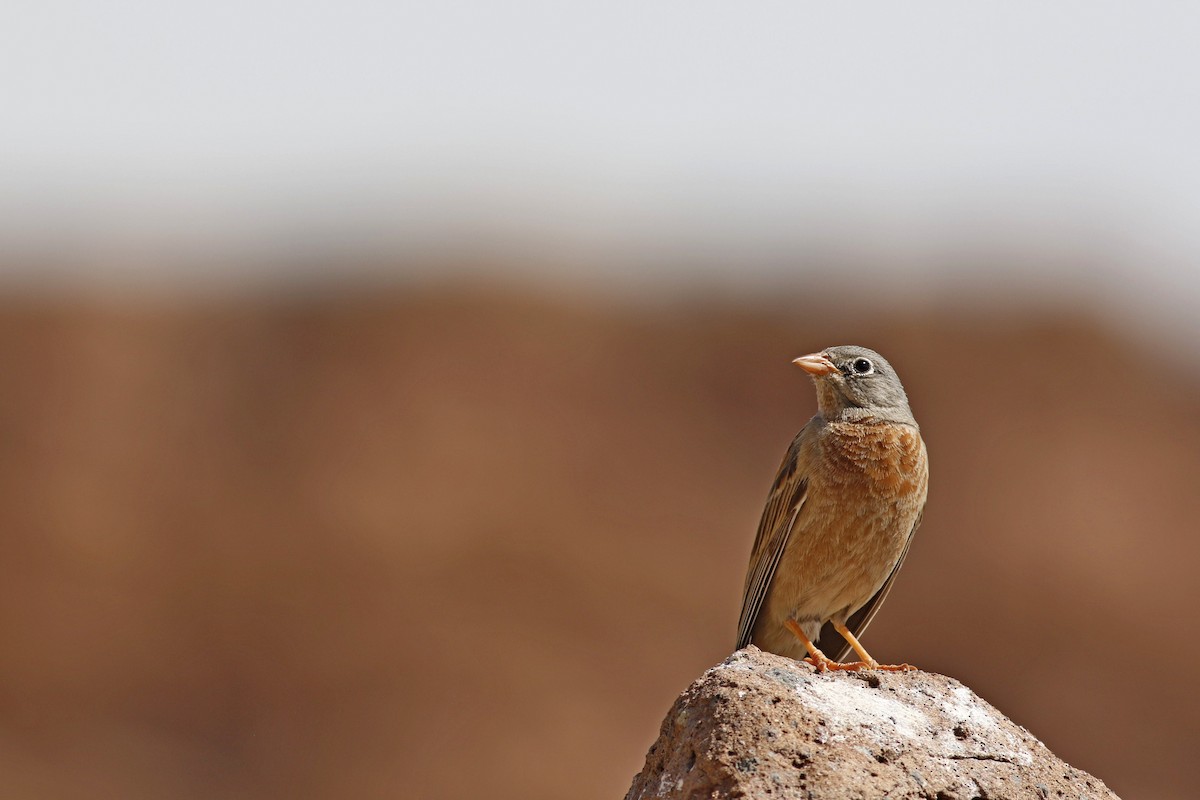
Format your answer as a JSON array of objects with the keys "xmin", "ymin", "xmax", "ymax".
[{"xmin": 851, "ymin": 358, "xmax": 873, "ymax": 375}]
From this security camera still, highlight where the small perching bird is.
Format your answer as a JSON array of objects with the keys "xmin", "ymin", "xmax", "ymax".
[{"xmin": 737, "ymin": 346, "xmax": 928, "ymax": 671}]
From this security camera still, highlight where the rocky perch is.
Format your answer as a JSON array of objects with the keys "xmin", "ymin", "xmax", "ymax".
[{"xmin": 626, "ymin": 647, "xmax": 1119, "ymax": 800}]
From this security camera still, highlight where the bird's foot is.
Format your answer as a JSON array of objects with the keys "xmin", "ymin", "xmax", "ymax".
[
  {"xmin": 803, "ymin": 655, "xmax": 869, "ymax": 672},
  {"xmin": 803, "ymin": 657, "xmax": 917, "ymax": 672},
  {"xmin": 801, "ymin": 655, "xmax": 832, "ymax": 672}
]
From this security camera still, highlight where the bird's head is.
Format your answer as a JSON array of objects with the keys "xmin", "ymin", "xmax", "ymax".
[{"xmin": 793, "ymin": 345, "xmax": 916, "ymax": 425}]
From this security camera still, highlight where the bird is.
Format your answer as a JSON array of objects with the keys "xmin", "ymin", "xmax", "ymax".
[{"xmin": 736, "ymin": 345, "xmax": 928, "ymax": 671}]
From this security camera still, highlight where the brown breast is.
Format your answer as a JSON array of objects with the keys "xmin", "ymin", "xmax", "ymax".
[{"xmin": 817, "ymin": 420, "xmax": 927, "ymax": 498}]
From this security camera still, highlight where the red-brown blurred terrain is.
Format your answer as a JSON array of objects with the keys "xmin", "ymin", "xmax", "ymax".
[{"xmin": 0, "ymin": 281, "xmax": 1195, "ymax": 799}]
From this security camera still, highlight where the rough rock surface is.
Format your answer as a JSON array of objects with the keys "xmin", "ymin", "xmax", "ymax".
[{"xmin": 627, "ymin": 647, "xmax": 1119, "ymax": 800}]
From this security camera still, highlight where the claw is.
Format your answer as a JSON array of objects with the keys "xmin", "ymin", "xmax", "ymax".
[{"xmin": 801, "ymin": 655, "xmax": 832, "ymax": 673}]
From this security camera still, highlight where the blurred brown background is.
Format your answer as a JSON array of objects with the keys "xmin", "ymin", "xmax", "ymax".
[
  {"xmin": 5, "ymin": 4, "xmax": 1200, "ymax": 798},
  {"xmin": 0, "ymin": 278, "xmax": 1195, "ymax": 799}
]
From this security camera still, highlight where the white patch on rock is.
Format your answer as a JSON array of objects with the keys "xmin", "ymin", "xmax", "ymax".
[
  {"xmin": 942, "ymin": 685, "xmax": 1002, "ymax": 731},
  {"xmin": 651, "ymin": 769, "xmax": 680, "ymax": 798},
  {"xmin": 793, "ymin": 677, "xmax": 1037, "ymax": 767},
  {"xmin": 935, "ymin": 685, "xmax": 1035, "ymax": 766},
  {"xmin": 795, "ymin": 678, "xmax": 930, "ymax": 743},
  {"xmin": 714, "ymin": 655, "xmax": 756, "ymax": 674}
]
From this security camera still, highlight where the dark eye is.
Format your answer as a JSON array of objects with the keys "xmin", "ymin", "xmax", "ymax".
[{"xmin": 851, "ymin": 358, "xmax": 873, "ymax": 375}]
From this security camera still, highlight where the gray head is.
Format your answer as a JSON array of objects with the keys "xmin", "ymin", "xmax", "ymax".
[{"xmin": 792, "ymin": 345, "xmax": 916, "ymax": 426}]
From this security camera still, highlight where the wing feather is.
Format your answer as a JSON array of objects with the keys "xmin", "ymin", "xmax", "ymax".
[{"xmin": 735, "ymin": 426, "xmax": 812, "ymax": 650}]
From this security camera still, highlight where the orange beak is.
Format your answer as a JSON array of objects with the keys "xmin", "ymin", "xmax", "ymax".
[{"xmin": 792, "ymin": 352, "xmax": 838, "ymax": 376}]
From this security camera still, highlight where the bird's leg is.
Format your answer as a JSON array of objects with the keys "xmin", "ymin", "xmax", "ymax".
[
  {"xmin": 830, "ymin": 622, "xmax": 880, "ymax": 670},
  {"xmin": 783, "ymin": 619, "xmax": 844, "ymax": 672},
  {"xmin": 832, "ymin": 622, "xmax": 916, "ymax": 672}
]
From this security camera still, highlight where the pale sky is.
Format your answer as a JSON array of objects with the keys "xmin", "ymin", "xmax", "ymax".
[{"xmin": 2, "ymin": 2, "xmax": 1199, "ymax": 336}]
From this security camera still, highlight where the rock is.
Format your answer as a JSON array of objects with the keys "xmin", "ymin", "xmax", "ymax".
[{"xmin": 626, "ymin": 647, "xmax": 1119, "ymax": 800}]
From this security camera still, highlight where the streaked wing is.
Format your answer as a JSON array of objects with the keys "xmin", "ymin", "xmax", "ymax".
[
  {"xmin": 820, "ymin": 506, "xmax": 924, "ymax": 661},
  {"xmin": 736, "ymin": 426, "xmax": 812, "ymax": 650}
]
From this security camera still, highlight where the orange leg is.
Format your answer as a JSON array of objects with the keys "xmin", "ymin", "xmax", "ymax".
[
  {"xmin": 783, "ymin": 619, "xmax": 863, "ymax": 672},
  {"xmin": 832, "ymin": 622, "xmax": 916, "ymax": 672}
]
